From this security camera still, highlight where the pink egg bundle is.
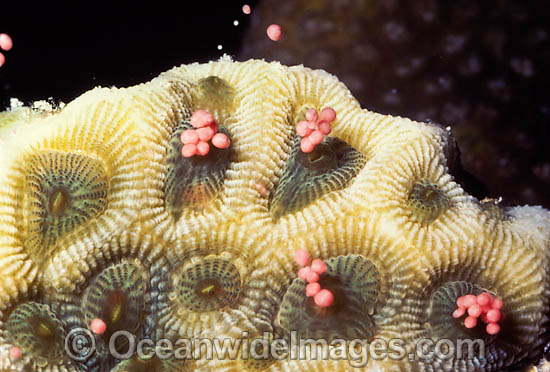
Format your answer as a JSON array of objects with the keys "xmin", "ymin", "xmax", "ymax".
[
  {"xmin": 453, "ymin": 292, "xmax": 503, "ymax": 335},
  {"xmin": 90, "ymin": 318, "xmax": 107, "ymax": 335},
  {"xmin": 254, "ymin": 182, "xmax": 268, "ymax": 197},
  {"xmin": 8, "ymin": 346, "xmax": 21, "ymax": 361},
  {"xmin": 296, "ymin": 107, "xmax": 336, "ymax": 153},
  {"xmin": 266, "ymin": 24, "xmax": 282, "ymax": 42},
  {"xmin": 294, "ymin": 249, "xmax": 334, "ymax": 308},
  {"xmin": 180, "ymin": 110, "xmax": 231, "ymax": 158},
  {"xmin": 0, "ymin": 33, "xmax": 13, "ymax": 68}
]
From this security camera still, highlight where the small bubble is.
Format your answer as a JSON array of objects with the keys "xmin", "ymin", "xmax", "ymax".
[
  {"xmin": 217, "ymin": 44, "xmax": 223, "ymax": 50},
  {"xmin": 233, "ymin": 20, "xmax": 239, "ymax": 26}
]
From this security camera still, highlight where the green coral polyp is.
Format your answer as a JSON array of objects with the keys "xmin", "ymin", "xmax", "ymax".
[
  {"xmin": 165, "ymin": 121, "xmax": 230, "ymax": 218},
  {"xmin": 429, "ymin": 281, "xmax": 492, "ymax": 340},
  {"xmin": 176, "ymin": 257, "xmax": 242, "ymax": 312},
  {"xmin": 480, "ymin": 197, "xmax": 509, "ymax": 220},
  {"xmin": 278, "ymin": 254, "xmax": 380, "ymax": 340},
  {"xmin": 407, "ymin": 180, "xmax": 450, "ymax": 224},
  {"xmin": 424, "ymin": 281, "xmax": 518, "ymax": 371},
  {"xmin": 270, "ymin": 136, "xmax": 366, "ymax": 219},
  {"xmin": 82, "ymin": 262, "xmax": 146, "ymax": 340},
  {"xmin": 6, "ymin": 302, "xmax": 65, "ymax": 367},
  {"xmin": 23, "ymin": 150, "xmax": 109, "ymax": 259}
]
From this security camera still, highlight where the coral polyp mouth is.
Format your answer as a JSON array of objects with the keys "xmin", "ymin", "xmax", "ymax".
[
  {"xmin": 407, "ymin": 180, "xmax": 450, "ymax": 225},
  {"xmin": 102, "ymin": 289, "xmax": 128, "ymax": 328},
  {"xmin": 48, "ymin": 186, "xmax": 70, "ymax": 216},
  {"xmin": 165, "ymin": 121, "xmax": 231, "ymax": 217},
  {"xmin": 429, "ymin": 281, "xmax": 494, "ymax": 341},
  {"xmin": 195, "ymin": 278, "xmax": 223, "ymax": 298}
]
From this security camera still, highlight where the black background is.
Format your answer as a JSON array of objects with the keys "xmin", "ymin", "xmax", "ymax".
[{"xmin": 0, "ymin": 2, "xmax": 258, "ymax": 106}]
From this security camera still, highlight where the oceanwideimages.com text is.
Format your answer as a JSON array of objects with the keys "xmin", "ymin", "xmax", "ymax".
[{"xmin": 64, "ymin": 329, "xmax": 486, "ymax": 368}]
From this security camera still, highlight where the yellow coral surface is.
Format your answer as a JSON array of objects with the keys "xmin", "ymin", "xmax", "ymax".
[{"xmin": 0, "ymin": 58, "xmax": 549, "ymax": 372}]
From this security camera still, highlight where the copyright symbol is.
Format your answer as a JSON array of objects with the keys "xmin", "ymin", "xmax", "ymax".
[{"xmin": 65, "ymin": 327, "xmax": 96, "ymax": 362}]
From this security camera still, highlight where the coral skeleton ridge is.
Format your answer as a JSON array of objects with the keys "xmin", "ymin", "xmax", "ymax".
[{"xmin": 0, "ymin": 58, "xmax": 549, "ymax": 372}]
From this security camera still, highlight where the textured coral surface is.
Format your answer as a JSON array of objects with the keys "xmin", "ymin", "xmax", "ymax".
[{"xmin": 0, "ymin": 58, "xmax": 549, "ymax": 372}]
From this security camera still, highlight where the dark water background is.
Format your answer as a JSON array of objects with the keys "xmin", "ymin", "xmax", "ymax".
[{"xmin": 1, "ymin": 0, "xmax": 548, "ymax": 208}]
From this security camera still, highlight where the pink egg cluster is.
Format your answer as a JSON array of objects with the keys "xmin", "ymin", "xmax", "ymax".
[
  {"xmin": 294, "ymin": 249, "xmax": 334, "ymax": 308},
  {"xmin": 90, "ymin": 318, "xmax": 107, "ymax": 335},
  {"xmin": 180, "ymin": 110, "xmax": 231, "ymax": 158},
  {"xmin": 266, "ymin": 24, "xmax": 282, "ymax": 42},
  {"xmin": 296, "ymin": 107, "xmax": 335, "ymax": 153},
  {"xmin": 0, "ymin": 33, "xmax": 13, "ymax": 68},
  {"xmin": 8, "ymin": 346, "xmax": 21, "ymax": 361},
  {"xmin": 453, "ymin": 292, "xmax": 503, "ymax": 335}
]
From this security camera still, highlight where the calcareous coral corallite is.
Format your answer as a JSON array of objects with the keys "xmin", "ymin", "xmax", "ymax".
[{"xmin": 0, "ymin": 58, "xmax": 549, "ymax": 372}]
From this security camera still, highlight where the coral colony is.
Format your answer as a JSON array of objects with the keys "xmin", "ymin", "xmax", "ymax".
[
  {"xmin": 0, "ymin": 5, "xmax": 550, "ymax": 372},
  {"xmin": 0, "ymin": 2, "xmax": 548, "ymax": 368}
]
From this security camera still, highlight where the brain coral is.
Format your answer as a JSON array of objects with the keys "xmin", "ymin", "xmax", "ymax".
[
  {"xmin": 0, "ymin": 58, "xmax": 549, "ymax": 372},
  {"xmin": 239, "ymin": 0, "xmax": 550, "ymax": 208}
]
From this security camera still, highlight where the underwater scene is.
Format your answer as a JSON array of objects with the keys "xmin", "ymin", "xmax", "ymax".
[{"xmin": 0, "ymin": 1, "xmax": 549, "ymax": 371}]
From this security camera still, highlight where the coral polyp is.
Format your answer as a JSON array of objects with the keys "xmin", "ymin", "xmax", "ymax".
[
  {"xmin": 5, "ymin": 302, "xmax": 66, "ymax": 368},
  {"xmin": 81, "ymin": 261, "xmax": 146, "ymax": 342},
  {"xmin": 23, "ymin": 150, "xmax": 109, "ymax": 261},
  {"xmin": 278, "ymin": 254, "xmax": 381, "ymax": 340},
  {"xmin": 407, "ymin": 179, "xmax": 450, "ymax": 225},
  {"xmin": 175, "ymin": 257, "xmax": 242, "ymax": 312},
  {"xmin": 269, "ymin": 136, "xmax": 366, "ymax": 219},
  {"xmin": 0, "ymin": 58, "xmax": 548, "ymax": 372}
]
